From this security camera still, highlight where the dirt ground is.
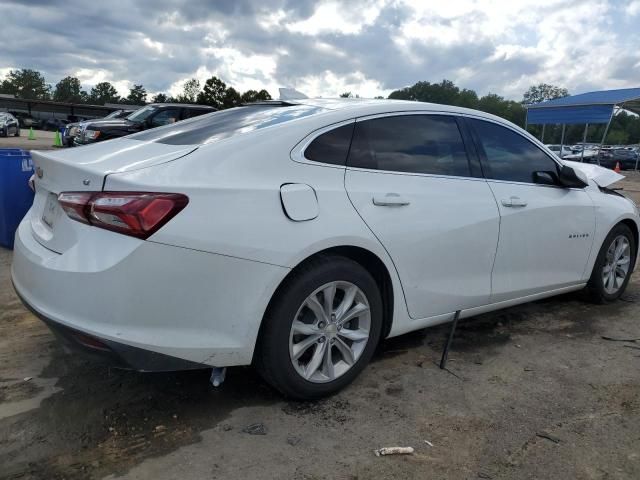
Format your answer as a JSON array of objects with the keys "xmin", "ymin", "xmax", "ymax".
[
  {"xmin": 0, "ymin": 130, "xmax": 57, "ymax": 150},
  {"xmin": 1, "ymin": 174, "xmax": 639, "ymax": 480}
]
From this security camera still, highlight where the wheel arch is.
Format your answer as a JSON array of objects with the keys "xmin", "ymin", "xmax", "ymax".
[
  {"xmin": 619, "ymin": 218, "xmax": 639, "ymax": 270},
  {"xmin": 253, "ymin": 245, "xmax": 396, "ymax": 362}
]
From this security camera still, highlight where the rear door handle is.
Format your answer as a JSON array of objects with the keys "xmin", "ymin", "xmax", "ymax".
[
  {"xmin": 372, "ymin": 193, "xmax": 410, "ymax": 207},
  {"xmin": 501, "ymin": 196, "xmax": 528, "ymax": 208}
]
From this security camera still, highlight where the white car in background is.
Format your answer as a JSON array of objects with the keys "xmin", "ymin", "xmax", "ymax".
[
  {"xmin": 12, "ymin": 99, "xmax": 639, "ymax": 399},
  {"xmin": 545, "ymin": 144, "xmax": 573, "ymax": 159}
]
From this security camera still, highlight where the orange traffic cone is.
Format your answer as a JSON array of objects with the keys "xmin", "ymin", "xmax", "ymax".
[{"xmin": 614, "ymin": 162, "xmax": 621, "ymax": 173}]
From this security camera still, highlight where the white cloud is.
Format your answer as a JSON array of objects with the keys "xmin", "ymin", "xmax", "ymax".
[
  {"xmin": 1, "ymin": 0, "xmax": 637, "ymax": 101},
  {"xmin": 294, "ymin": 71, "xmax": 391, "ymax": 98},
  {"xmin": 626, "ymin": 1, "xmax": 640, "ymax": 16},
  {"xmin": 285, "ymin": 1, "xmax": 385, "ymax": 35}
]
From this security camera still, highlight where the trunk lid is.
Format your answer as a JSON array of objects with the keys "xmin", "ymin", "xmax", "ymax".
[{"xmin": 29, "ymin": 138, "xmax": 196, "ymax": 253}]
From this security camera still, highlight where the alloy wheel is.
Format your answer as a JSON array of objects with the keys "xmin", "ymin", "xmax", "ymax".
[
  {"xmin": 602, "ymin": 235, "xmax": 631, "ymax": 294},
  {"xmin": 289, "ymin": 281, "xmax": 371, "ymax": 383}
]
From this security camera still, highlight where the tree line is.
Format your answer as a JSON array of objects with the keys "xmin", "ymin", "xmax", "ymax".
[
  {"xmin": 0, "ymin": 68, "xmax": 272, "ymax": 108},
  {"xmin": 2, "ymin": 68, "xmax": 638, "ymax": 144}
]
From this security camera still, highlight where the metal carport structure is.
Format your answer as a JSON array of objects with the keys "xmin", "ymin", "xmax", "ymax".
[{"xmin": 525, "ymin": 87, "xmax": 640, "ymax": 166}]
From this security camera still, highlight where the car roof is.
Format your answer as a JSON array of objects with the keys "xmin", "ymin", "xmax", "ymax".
[{"xmin": 281, "ymin": 97, "xmax": 510, "ymax": 123}]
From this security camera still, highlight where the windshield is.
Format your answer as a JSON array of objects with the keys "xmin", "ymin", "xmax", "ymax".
[
  {"xmin": 104, "ymin": 110, "xmax": 122, "ymax": 119},
  {"xmin": 130, "ymin": 104, "xmax": 327, "ymax": 145},
  {"xmin": 127, "ymin": 106, "xmax": 157, "ymax": 123}
]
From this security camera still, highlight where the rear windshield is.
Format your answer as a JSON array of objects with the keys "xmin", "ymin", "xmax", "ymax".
[{"xmin": 130, "ymin": 105, "xmax": 326, "ymax": 145}]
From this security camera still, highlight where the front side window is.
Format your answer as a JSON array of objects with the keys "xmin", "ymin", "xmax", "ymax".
[
  {"xmin": 304, "ymin": 123, "xmax": 354, "ymax": 165},
  {"xmin": 347, "ymin": 115, "xmax": 470, "ymax": 177},
  {"xmin": 127, "ymin": 106, "xmax": 157, "ymax": 123},
  {"xmin": 470, "ymin": 119, "xmax": 560, "ymax": 184},
  {"xmin": 150, "ymin": 109, "xmax": 180, "ymax": 127}
]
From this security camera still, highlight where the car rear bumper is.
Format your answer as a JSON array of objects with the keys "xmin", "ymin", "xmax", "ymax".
[
  {"xmin": 14, "ymin": 285, "xmax": 205, "ymax": 371},
  {"xmin": 11, "ymin": 214, "xmax": 289, "ymax": 370}
]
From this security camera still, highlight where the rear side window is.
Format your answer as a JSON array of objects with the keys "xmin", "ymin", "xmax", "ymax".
[
  {"xmin": 131, "ymin": 105, "xmax": 326, "ymax": 145},
  {"xmin": 347, "ymin": 115, "xmax": 470, "ymax": 177},
  {"xmin": 469, "ymin": 119, "xmax": 559, "ymax": 183},
  {"xmin": 304, "ymin": 123, "xmax": 354, "ymax": 165}
]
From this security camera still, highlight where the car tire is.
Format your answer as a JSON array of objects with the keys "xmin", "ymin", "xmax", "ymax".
[
  {"xmin": 586, "ymin": 223, "xmax": 636, "ymax": 304},
  {"xmin": 1, "ymin": 127, "xmax": 6, "ymax": 137},
  {"xmin": 255, "ymin": 255, "xmax": 383, "ymax": 400},
  {"xmin": 14, "ymin": 125, "xmax": 20, "ymax": 137}
]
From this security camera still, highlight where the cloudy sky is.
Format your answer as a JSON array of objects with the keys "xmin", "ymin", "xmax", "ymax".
[{"xmin": 1, "ymin": 0, "xmax": 639, "ymax": 100}]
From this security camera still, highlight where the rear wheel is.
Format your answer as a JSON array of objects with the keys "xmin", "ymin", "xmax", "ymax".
[
  {"xmin": 256, "ymin": 255, "xmax": 382, "ymax": 400},
  {"xmin": 587, "ymin": 224, "xmax": 636, "ymax": 303}
]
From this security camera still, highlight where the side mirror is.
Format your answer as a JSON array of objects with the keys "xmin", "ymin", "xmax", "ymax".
[
  {"xmin": 558, "ymin": 165, "xmax": 588, "ymax": 188},
  {"xmin": 533, "ymin": 171, "xmax": 558, "ymax": 186}
]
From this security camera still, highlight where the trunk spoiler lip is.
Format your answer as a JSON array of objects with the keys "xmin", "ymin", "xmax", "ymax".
[{"xmin": 29, "ymin": 140, "xmax": 199, "ymax": 193}]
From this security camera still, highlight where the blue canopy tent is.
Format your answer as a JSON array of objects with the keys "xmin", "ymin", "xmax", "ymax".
[{"xmin": 525, "ymin": 87, "xmax": 640, "ymax": 167}]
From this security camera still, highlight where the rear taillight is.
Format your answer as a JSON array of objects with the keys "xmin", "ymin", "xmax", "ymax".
[{"xmin": 57, "ymin": 192, "xmax": 188, "ymax": 239}]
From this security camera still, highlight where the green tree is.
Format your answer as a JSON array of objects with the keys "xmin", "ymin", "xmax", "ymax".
[
  {"xmin": 339, "ymin": 92, "xmax": 352, "ymax": 98},
  {"xmin": 175, "ymin": 78, "xmax": 200, "ymax": 103},
  {"xmin": 126, "ymin": 84, "xmax": 147, "ymax": 105},
  {"xmin": 0, "ymin": 68, "xmax": 51, "ymax": 99},
  {"xmin": 89, "ymin": 82, "xmax": 120, "ymax": 104},
  {"xmin": 522, "ymin": 83, "xmax": 569, "ymax": 104},
  {"xmin": 151, "ymin": 92, "xmax": 169, "ymax": 103},
  {"xmin": 605, "ymin": 129, "xmax": 629, "ymax": 145},
  {"xmin": 240, "ymin": 89, "xmax": 272, "ymax": 103},
  {"xmin": 197, "ymin": 76, "xmax": 227, "ymax": 108},
  {"xmin": 389, "ymin": 80, "xmax": 463, "ymax": 106},
  {"xmin": 457, "ymin": 88, "xmax": 479, "ymax": 109},
  {"xmin": 53, "ymin": 76, "xmax": 84, "ymax": 103},
  {"xmin": 222, "ymin": 87, "xmax": 242, "ymax": 109}
]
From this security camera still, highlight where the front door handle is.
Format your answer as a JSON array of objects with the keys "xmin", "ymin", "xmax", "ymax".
[
  {"xmin": 372, "ymin": 193, "xmax": 410, "ymax": 207},
  {"xmin": 501, "ymin": 196, "xmax": 528, "ymax": 208}
]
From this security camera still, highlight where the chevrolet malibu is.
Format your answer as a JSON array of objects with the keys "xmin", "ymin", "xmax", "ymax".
[{"xmin": 12, "ymin": 99, "xmax": 639, "ymax": 399}]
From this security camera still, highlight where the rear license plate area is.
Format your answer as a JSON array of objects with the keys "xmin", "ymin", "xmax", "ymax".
[{"xmin": 41, "ymin": 193, "xmax": 59, "ymax": 229}]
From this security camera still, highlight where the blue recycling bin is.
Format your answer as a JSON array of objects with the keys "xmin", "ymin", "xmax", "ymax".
[{"xmin": 0, "ymin": 149, "xmax": 34, "ymax": 249}]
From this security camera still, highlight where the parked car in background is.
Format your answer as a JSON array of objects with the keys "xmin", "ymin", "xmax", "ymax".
[
  {"xmin": 63, "ymin": 109, "xmax": 136, "ymax": 147},
  {"xmin": 12, "ymin": 112, "xmax": 39, "ymax": 128},
  {"xmin": 611, "ymin": 148, "xmax": 639, "ymax": 170},
  {"xmin": 12, "ymin": 99, "xmax": 639, "ymax": 400},
  {"xmin": 545, "ymin": 144, "xmax": 573, "ymax": 158},
  {"xmin": 564, "ymin": 147, "xmax": 600, "ymax": 162},
  {"xmin": 40, "ymin": 118, "xmax": 70, "ymax": 132},
  {"xmin": 74, "ymin": 103, "xmax": 215, "ymax": 145},
  {"xmin": 0, "ymin": 112, "xmax": 20, "ymax": 137}
]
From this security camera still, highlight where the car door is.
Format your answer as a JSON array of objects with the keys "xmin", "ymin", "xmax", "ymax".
[
  {"xmin": 344, "ymin": 113, "xmax": 500, "ymax": 319},
  {"xmin": 466, "ymin": 117, "xmax": 595, "ymax": 303}
]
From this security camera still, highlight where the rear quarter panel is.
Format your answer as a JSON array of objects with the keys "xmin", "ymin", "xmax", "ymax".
[{"xmin": 104, "ymin": 125, "xmax": 413, "ymax": 339}]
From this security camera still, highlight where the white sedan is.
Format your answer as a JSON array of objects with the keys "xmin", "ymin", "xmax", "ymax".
[{"xmin": 12, "ymin": 99, "xmax": 639, "ymax": 399}]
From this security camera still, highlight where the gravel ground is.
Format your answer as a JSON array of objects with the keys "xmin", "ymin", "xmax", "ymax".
[
  {"xmin": 0, "ymin": 172, "xmax": 639, "ymax": 480},
  {"xmin": 0, "ymin": 130, "xmax": 57, "ymax": 150}
]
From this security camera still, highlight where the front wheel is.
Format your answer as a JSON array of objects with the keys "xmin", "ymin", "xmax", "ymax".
[
  {"xmin": 256, "ymin": 255, "xmax": 383, "ymax": 400},
  {"xmin": 587, "ymin": 224, "xmax": 636, "ymax": 303}
]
